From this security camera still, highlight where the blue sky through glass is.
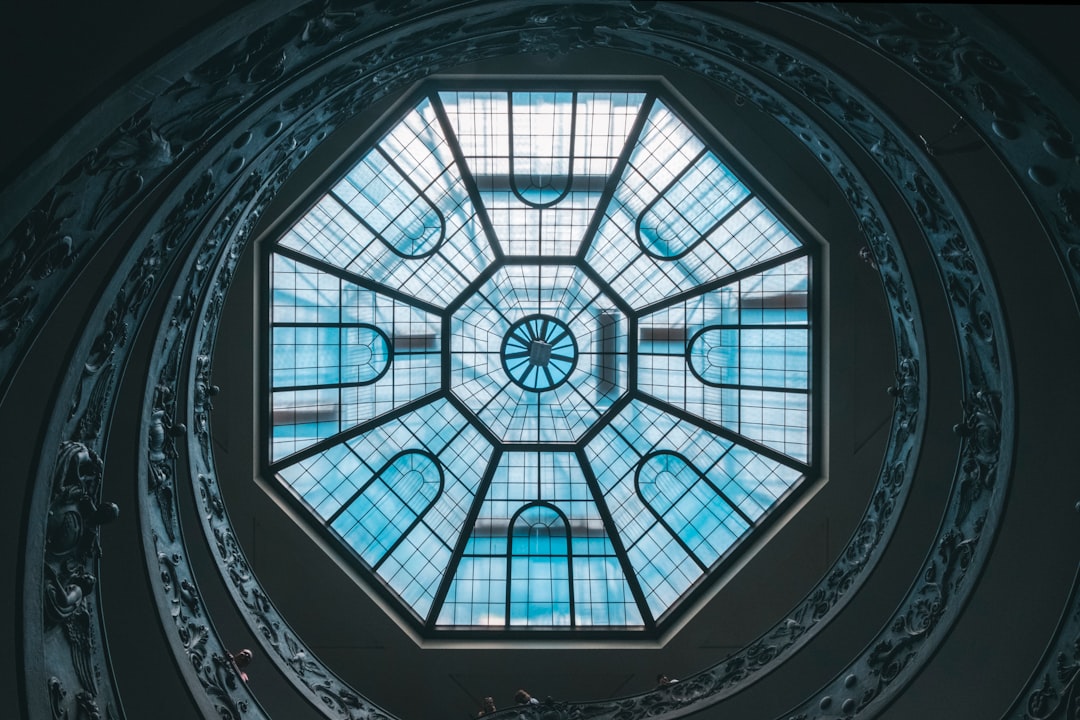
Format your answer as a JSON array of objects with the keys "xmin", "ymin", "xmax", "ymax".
[{"xmin": 268, "ymin": 84, "xmax": 813, "ymax": 633}]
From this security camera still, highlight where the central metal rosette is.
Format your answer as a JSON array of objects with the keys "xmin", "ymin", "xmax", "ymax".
[
  {"xmin": 451, "ymin": 264, "xmax": 627, "ymax": 443},
  {"xmin": 501, "ymin": 315, "xmax": 577, "ymax": 391}
]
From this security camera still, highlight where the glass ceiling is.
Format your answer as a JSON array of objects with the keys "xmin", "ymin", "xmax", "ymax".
[{"xmin": 267, "ymin": 85, "xmax": 813, "ymax": 634}]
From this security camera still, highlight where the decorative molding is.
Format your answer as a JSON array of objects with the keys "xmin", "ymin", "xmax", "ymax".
[
  {"xmin": 134, "ymin": 151, "xmax": 278, "ymax": 720},
  {"xmin": 780, "ymin": 6, "xmax": 1080, "ymax": 717},
  {"xmin": 789, "ymin": 4, "xmax": 1080, "ymax": 288},
  {"xmin": 0, "ymin": 0, "xmax": 480, "ymax": 396},
  {"xmin": 1003, "ymin": 567, "xmax": 1080, "ymax": 720},
  {"xmin": 41, "ymin": 442, "xmax": 119, "ymax": 720},
  {"xmin": 20, "ymin": 1, "xmax": 1068, "ymax": 718},
  {"xmin": 642, "ymin": 6, "xmax": 1011, "ymax": 716}
]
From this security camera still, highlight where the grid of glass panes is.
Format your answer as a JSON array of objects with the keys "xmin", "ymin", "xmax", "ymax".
[
  {"xmin": 276, "ymin": 399, "xmax": 491, "ymax": 618},
  {"xmin": 450, "ymin": 264, "xmax": 626, "ymax": 443},
  {"xmin": 584, "ymin": 401, "xmax": 802, "ymax": 617},
  {"xmin": 280, "ymin": 97, "xmax": 495, "ymax": 308},
  {"xmin": 638, "ymin": 257, "xmax": 810, "ymax": 462},
  {"xmin": 268, "ymin": 85, "xmax": 813, "ymax": 633},
  {"xmin": 269, "ymin": 254, "xmax": 441, "ymax": 461},
  {"xmin": 586, "ymin": 100, "xmax": 801, "ymax": 311},
  {"xmin": 439, "ymin": 91, "xmax": 645, "ymax": 256},
  {"xmin": 437, "ymin": 452, "xmax": 642, "ymax": 627}
]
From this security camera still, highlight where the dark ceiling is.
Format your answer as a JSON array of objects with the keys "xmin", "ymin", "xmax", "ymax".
[{"xmin": 4, "ymin": 4, "xmax": 1080, "ymax": 720}]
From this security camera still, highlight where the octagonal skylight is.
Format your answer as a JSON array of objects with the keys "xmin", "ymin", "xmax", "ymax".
[{"xmin": 267, "ymin": 83, "xmax": 814, "ymax": 634}]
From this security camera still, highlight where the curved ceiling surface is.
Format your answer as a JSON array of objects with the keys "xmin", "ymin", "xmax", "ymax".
[{"xmin": 18, "ymin": 4, "xmax": 1080, "ymax": 720}]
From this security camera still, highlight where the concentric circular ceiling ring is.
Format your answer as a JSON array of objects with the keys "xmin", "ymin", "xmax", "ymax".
[{"xmin": 10, "ymin": 2, "xmax": 1036, "ymax": 716}]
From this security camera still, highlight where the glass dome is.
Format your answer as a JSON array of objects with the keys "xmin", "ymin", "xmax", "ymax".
[{"xmin": 266, "ymin": 83, "xmax": 814, "ymax": 634}]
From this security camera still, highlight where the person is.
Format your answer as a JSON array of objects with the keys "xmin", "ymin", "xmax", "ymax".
[
  {"xmin": 477, "ymin": 696, "xmax": 497, "ymax": 716},
  {"xmin": 514, "ymin": 689, "xmax": 539, "ymax": 706},
  {"xmin": 656, "ymin": 673, "xmax": 678, "ymax": 688},
  {"xmin": 228, "ymin": 648, "xmax": 254, "ymax": 683}
]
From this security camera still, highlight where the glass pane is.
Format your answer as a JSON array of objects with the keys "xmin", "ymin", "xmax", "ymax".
[
  {"xmin": 440, "ymin": 90, "xmax": 645, "ymax": 256},
  {"xmin": 640, "ymin": 257, "xmax": 811, "ymax": 461}
]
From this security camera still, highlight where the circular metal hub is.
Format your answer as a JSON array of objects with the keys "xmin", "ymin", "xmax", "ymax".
[{"xmin": 500, "ymin": 314, "xmax": 578, "ymax": 391}]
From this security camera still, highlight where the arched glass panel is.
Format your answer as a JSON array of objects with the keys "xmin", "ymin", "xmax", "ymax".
[
  {"xmin": 440, "ymin": 90, "xmax": 645, "ymax": 255},
  {"xmin": 586, "ymin": 100, "xmax": 802, "ymax": 309},
  {"xmin": 688, "ymin": 324, "xmax": 809, "ymax": 390},
  {"xmin": 636, "ymin": 452, "xmax": 750, "ymax": 567},
  {"xmin": 637, "ymin": 152, "xmax": 750, "ymax": 259},
  {"xmin": 330, "ymin": 451, "xmax": 442, "ymax": 567},
  {"xmin": 268, "ymin": 255, "xmax": 440, "ymax": 461},
  {"xmin": 510, "ymin": 91, "xmax": 576, "ymax": 207},
  {"xmin": 341, "ymin": 325, "xmax": 391, "ymax": 384},
  {"xmin": 509, "ymin": 504, "xmax": 571, "ymax": 627},
  {"xmin": 687, "ymin": 326, "xmax": 738, "ymax": 386}
]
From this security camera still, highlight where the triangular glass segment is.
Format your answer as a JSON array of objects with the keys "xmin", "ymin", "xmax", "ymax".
[
  {"xmin": 279, "ymin": 97, "xmax": 494, "ymax": 308},
  {"xmin": 586, "ymin": 100, "xmax": 802, "ymax": 310},
  {"xmin": 584, "ymin": 400, "xmax": 803, "ymax": 618},
  {"xmin": 275, "ymin": 399, "xmax": 492, "ymax": 619}
]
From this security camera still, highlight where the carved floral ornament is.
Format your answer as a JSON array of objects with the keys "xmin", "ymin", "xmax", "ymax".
[
  {"xmin": 27, "ymin": 1, "xmax": 1080, "ymax": 718},
  {"xmin": 43, "ymin": 442, "xmax": 119, "ymax": 719}
]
